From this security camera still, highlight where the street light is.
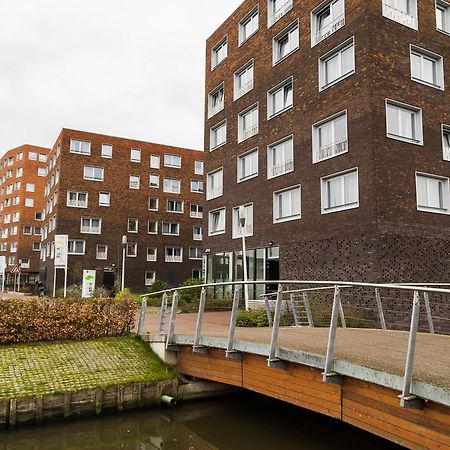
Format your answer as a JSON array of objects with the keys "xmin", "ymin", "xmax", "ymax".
[
  {"xmin": 121, "ymin": 235, "xmax": 127, "ymax": 291},
  {"xmin": 239, "ymin": 205, "xmax": 249, "ymax": 310}
]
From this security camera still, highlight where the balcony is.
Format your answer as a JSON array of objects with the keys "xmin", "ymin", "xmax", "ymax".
[
  {"xmin": 382, "ymin": 1, "xmax": 416, "ymax": 29},
  {"xmin": 206, "ymin": 185, "xmax": 223, "ymax": 200},
  {"xmin": 268, "ymin": 0, "xmax": 293, "ymax": 27},
  {"xmin": 313, "ymin": 15, "xmax": 345, "ymax": 45},
  {"xmin": 268, "ymin": 159, "xmax": 294, "ymax": 178},
  {"xmin": 238, "ymin": 124, "xmax": 258, "ymax": 143},
  {"xmin": 314, "ymin": 138, "xmax": 348, "ymax": 163}
]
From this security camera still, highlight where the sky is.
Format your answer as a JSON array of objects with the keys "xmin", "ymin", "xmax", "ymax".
[{"xmin": 0, "ymin": 0, "xmax": 242, "ymax": 155}]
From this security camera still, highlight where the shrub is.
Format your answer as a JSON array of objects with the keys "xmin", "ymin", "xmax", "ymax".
[
  {"xmin": 146, "ymin": 279, "xmax": 168, "ymax": 299},
  {"xmin": 180, "ymin": 299, "xmax": 233, "ymax": 313},
  {"xmin": 55, "ymin": 284, "xmax": 82, "ymax": 298},
  {"xmin": 179, "ymin": 278, "xmax": 204, "ymax": 304},
  {"xmin": 93, "ymin": 287, "xmax": 111, "ymax": 298},
  {"xmin": 236, "ymin": 308, "xmax": 270, "ymax": 327},
  {"xmin": 0, "ymin": 297, "xmax": 138, "ymax": 344}
]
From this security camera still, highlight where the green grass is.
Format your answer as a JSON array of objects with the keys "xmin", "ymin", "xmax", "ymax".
[{"xmin": 0, "ymin": 336, "xmax": 175, "ymax": 400}]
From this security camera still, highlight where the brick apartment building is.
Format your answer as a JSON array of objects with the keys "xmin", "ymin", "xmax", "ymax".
[
  {"xmin": 203, "ymin": 0, "xmax": 450, "ymax": 298},
  {"xmin": 40, "ymin": 129, "xmax": 204, "ymax": 293},
  {"xmin": 0, "ymin": 145, "xmax": 50, "ymax": 288}
]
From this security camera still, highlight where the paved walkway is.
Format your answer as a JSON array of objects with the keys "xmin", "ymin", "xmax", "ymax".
[{"xmin": 142, "ymin": 312, "xmax": 450, "ymax": 389}]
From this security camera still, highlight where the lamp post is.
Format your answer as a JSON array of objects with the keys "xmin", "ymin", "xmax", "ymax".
[
  {"xmin": 121, "ymin": 235, "xmax": 127, "ymax": 291},
  {"xmin": 239, "ymin": 205, "xmax": 249, "ymax": 310}
]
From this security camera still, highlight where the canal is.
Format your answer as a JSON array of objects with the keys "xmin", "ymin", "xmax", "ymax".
[{"xmin": 0, "ymin": 392, "xmax": 403, "ymax": 449}]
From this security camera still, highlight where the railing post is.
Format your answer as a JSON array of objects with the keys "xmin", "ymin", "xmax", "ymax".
[
  {"xmin": 423, "ymin": 292, "xmax": 434, "ymax": 334},
  {"xmin": 289, "ymin": 293, "xmax": 300, "ymax": 327},
  {"xmin": 264, "ymin": 297, "xmax": 273, "ymax": 327},
  {"xmin": 400, "ymin": 291, "xmax": 424, "ymax": 408},
  {"xmin": 303, "ymin": 292, "xmax": 314, "ymax": 327},
  {"xmin": 165, "ymin": 291, "xmax": 179, "ymax": 351},
  {"xmin": 339, "ymin": 297, "xmax": 347, "ymax": 329},
  {"xmin": 323, "ymin": 286, "xmax": 343, "ymax": 384},
  {"xmin": 267, "ymin": 284, "xmax": 287, "ymax": 368},
  {"xmin": 137, "ymin": 296, "xmax": 147, "ymax": 335},
  {"xmin": 193, "ymin": 288, "xmax": 208, "ymax": 353},
  {"xmin": 158, "ymin": 293, "xmax": 168, "ymax": 335},
  {"xmin": 375, "ymin": 288, "xmax": 387, "ymax": 330},
  {"xmin": 226, "ymin": 285, "xmax": 242, "ymax": 359}
]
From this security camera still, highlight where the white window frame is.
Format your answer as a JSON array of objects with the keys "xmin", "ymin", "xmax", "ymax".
[
  {"xmin": 416, "ymin": 172, "xmax": 450, "ymax": 214},
  {"xmin": 208, "ymin": 207, "xmax": 226, "ymax": 236},
  {"xmin": 96, "ymin": 244, "xmax": 108, "ymax": 260},
  {"xmin": 311, "ymin": 0, "xmax": 346, "ymax": 47},
  {"xmin": 234, "ymin": 60, "xmax": 254, "ymax": 100},
  {"xmin": 163, "ymin": 178, "xmax": 181, "ymax": 194},
  {"xmin": 436, "ymin": 0, "xmax": 450, "ymax": 35},
  {"xmin": 162, "ymin": 222, "xmax": 180, "ymax": 236},
  {"xmin": 232, "ymin": 203, "xmax": 254, "ymax": 238},
  {"xmin": 126, "ymin": 242, "xmax": 138, "ymax": 257},
  {"xmin": 385, "ymin": 99, "xmax": 423, "ymax": 145},
  {"xmin": 68, "ymin": 239, "xmax": 85, "ymax": 255},
  {"xmin": 165, "ymin": 246, "xmax": 183, "ymax": 263},
  {"xmin": 239, "ymin": 6, "xmax": 259, "ymax": 45},
  {"xmin": 382, "ymin": 0, "xmax": 418, "ymax": 30},
  {"xmin": 80, "ymin": 217, "xmax": 102, "ymax": 234},
  {"xmin": 99, "ymin": 191, "xmax": 110, "ymax": 207},
  {"xmin": 211, "ymin": 37, "xmax": 228, "ymax": 70},
  {"xmin": 189, "ymin": 247, "xmax": 203, "ymax": 260},
  {"xmin": 206, "ymin": 168, "xmax": 224, "ymax": 200},
  {"xmin": 83, "ymin": 165, "xmax": 104, "ymax": 182},
  {"xmin": 208, "ymin": 83, "xmax": 225, "ymax": 118},
  {"xmin": 26, "ymin": 182, "xmax": 35, "ymax": 192},
  {"xmin": 67, "ymin": 190, "xmax": 88, "ymax": 208},
  {"xmin": 148, "ymin": 197, "xmax": 159, "ymax": 211},
  {"xmin": 190, "ymin": 180, "xmax": 204, "ymax": 193},
  {"xmin": 267, "ymin": 77, "xmax": 293, "ymax": 119},
  {"xmin": 37, "ymin": 167, "xmax": 46, "ymax": 177},
  {"xmin": 164, "ymin": 154, "xmax": 182, "ymax": 168},
  {"xmin": 238, "ymin": 103, "xmax": 259, "ymax": 143},
  {"xmin": 145, "ymin": 271, "xmax": 156, "ymax": 286},
  {"xmin": 130, "ymin": 148, "xmax": 141, "ymax": 163},
  {"xmin": 410, "ymin": 44, "xmax": 444, "ymax": 90},
  {"xmin": 195, "ymin": 160, "xmax": 204, "ymax": 175},
  {"xmin": 237, "ymin": 148, "xmax": 259, "ymax": 183},
  {"xmin": 319, "ymin": 37, "xmax": 355, "ymax": 91},
  {"xmin": 25, "ymin": 198, "xmax": 34, "ymax": 207},
  {"xmin": 127, "ymin": 218, "xmax": 139, "ymax": 233},
  {"xmin": 70, "ymin": 139, "xmax": 91, "ymax": 155},
  {"xmin": 148, "ymin": 220, "xmax": 158, "ymax": 235},
  {"xmin": 442, "ymin": 124, "xmax": 450, "ymax": 161},
  {"xmin": 321, "ymin": 167, "xmax": 359, "ymax": 214},
  {"xmin": 190, "ymin": 203, "xmax": 203, "ymax": 219},
  {"xmin": 268, "ymin": 0, "xmax": 293, "ymax": 27},
  {"xmin": 149, "ymin": 174, "xmax": 160, "ymax": 188},
  {"xmin": 273, "ymin": 185, "xmax": 301, "ymax": 223},
  {"xmin": 273, "ymin": 21, "xmax": 299, "ymax": 65},
  {"xmin": 312, "ymin": 110, "xmax": 348, "ymax": 163},
  {"xmin": 146, "ymin": 247, "xmax": 157, "ymax": 262},
  {"xmin": 101, "ymin": 143, "xmax": 113, "ymax": 158},
  {"xmin": 150, "ymin": 155, "xmax": 160, "ymax": 169},
  {"xmin": 193, "ymin": 225, "xmax": 202, "ymax": 241},
  {"xmin": 167, "ymin": 199, "xmax": 184, "ymax": 213},
  {"xmin": 129, "ymin": 175, "xmax": 140, "ymax": 189},
  {"xmin": 210, "ymin": 120, "xmax": 227, "ymax": 150},
  {"xmin": 267, "ymin": 135, "xmax": 294, "ymax": 179}
]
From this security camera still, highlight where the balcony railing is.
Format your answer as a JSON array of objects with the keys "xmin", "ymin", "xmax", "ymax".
[
  {"xmin": 313, "ymin": 15, "xmax": 345, "ymax": 45},
  {"xmin": 67, "ymin": 200, "xmax": 87, "ymax": 208},
  {"xmin": 235, "ymin": 80, "xmax": 254, "ymax": 99},
  {"xmin": 268, "ymin": 159, "xmax": 294, "ymax": 178},
  {"xmin": 165, "ymin": 255, "xmax": 182, "ymax": 263},
  {"xmin": 268, "ymin": 0, "xmax": 293, "ymax": 27},
  {"xmin": 314, "ymin": 138, "xmax": 348, "ymax": 163},
  {"xmin": 207, "ymin": 185, "xmax": 223, "ymax": 200},
  {"xmin": 382, "ymin": 1, "xmax": 416, "ymax": 28},
  {"xmin": 239, "ymin": 124, "xmax": 258, "ymax": 143}
]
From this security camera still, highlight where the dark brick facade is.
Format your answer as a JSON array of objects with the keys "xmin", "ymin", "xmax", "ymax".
[{"xmin": 40, "ymin": 129, "xmax": 203, "ymax": 293}]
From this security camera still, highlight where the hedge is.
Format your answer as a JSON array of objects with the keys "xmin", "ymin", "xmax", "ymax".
[{"xmin": 0, "ymin": 297, "xmax": 138, "ymax": 344}]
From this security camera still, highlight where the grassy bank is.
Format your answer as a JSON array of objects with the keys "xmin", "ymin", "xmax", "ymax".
[{"xmin": 0, "ymin": 337, "xmax": 175, "ymax": 400}]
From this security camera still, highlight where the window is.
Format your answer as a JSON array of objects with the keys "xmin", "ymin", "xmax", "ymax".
[
  {"xmin": 6, "ymin": 185, "xmax": 12, "ymax": 194},
  {"xmin": 311, "ymin": 0, "xmax": 345, "ymax": 46},
  {"xmin": 23, "ymin": 198, "xmax": 33, "ymax": 207},
  {"xmin": 11, "ymin": 226, "xmax": 17, "ymax": 236},
  {"xmin": 273, "ymin": 22, "xmax": 299, "ymax": 64},
  {"xmin": 212, "ymin": 38, "xmax": 227, "ymax": 69},
  {"xmin": 382, "ymin": 0, "xmax": 417, "ymax": 30},
  {"xmin": 319, "ymin": 38, "xmax": 355, "ymax": 90},
  {"xmin": 232, "ymin": 203, "xmax": 254, "ymax": 238},
  {"xmin": 126, "ymin": 242, "xmax": 137, "ymax": 257},
  {"xmin": 101, "ymin": 144, "xmax": 113, "ymax": 158},
  {"xmin": 1, "ymin": 243, "xmax": 7, "ymax": 252},
  {"xmin": 96, "ymin": 244, "xmax": 108, "ymax": 260},
  {"xmin": 33, "ymin": 242, "xmax": 41, "ymax": 251},
  {"xmin": 189, "ymin": 247, "xmax": 202, "ymax": 260},
  {"xmin": 149, "ymin": 174, "xmax": 160, "ymax": 188},
  {"xmin": 163, "ymin": 178, "xmax": 181, "ymax": 194},
  {"xmin": 386, "ymin": 99, "xmax": 423, "ymax": 145},
  {"xmin": 67, "ymin": 191, "xmax": 88, "ymax": 208},
  {"xmin": 8, "ymin": 256, "xmax": 16, "ymax": 265},
  {"xmin": 164, "ymin": 154, "xmax": 182, "ymax": 168},
  {"xmin": 191, "ymin": 180, "xmax": 204, "ymax": 193},
  {"xmin": 208, "ymin": 84, "xmax": 224, "ymax": 118},
  {"xmin": 416, "ymin": 173, "xmax": 449, "ymax": 214},
  {"xmin": 26, "ymin": 183, "xmax": 35, "ymax": 192},
  {"xmin": 410, "ymin": 45, "xmax": 444, "ymax": 90},
  {"xmin": 165, "ymin": 246, "xmax": 183, "ymax": 263},
  {"xmin": 13, "ymin": 196, "xmax": 20, "ymax": 205},
  {"xmin": 268, "ymin": 0, "xmax": 293, "ymax": 27},
  {"xmin": 436, "ymin": 0, "xmax": 450, "ymax": 34},
  {"xmin": 268, "ymin": 78, "xmax": 293, "ymax": 118},
  {"xmin": 29, "ymin": 151, "xmax": 37, "ymax": 160},
  {"xmin": 130, "ymin": 148, "xmax": 141, "ymax": 162},
  {"xmin": 210, "ymin": 121, "xmax": 227, "ymax": 150},
  {"xmin": 237, "ymin": 148, "xmax": 258, "ymax": 182},
  {"xmin": 313, "ymin": 111, "xmax": 348, "ymax": 163},
  {"xmin": 145, "ymin": 271, "xmax": 156, "ymax": 286},
  {"xmin": 37, "ymin": 167, "xmax": 46, "ymax": 177},
  {"xmin": 34, "ymin": 226, "xmax": 42, "ymax": 235},
  {"xmin": 20, "ymin": 259, "xmax": 30, "ymax": 269},
  {"xmin": 321, "ymin": 168, "xmax": 359, "ymax": 214},
  {"xmin": 10, "ymin": 242, "xmax": 18, "ymax": 253},
  {"xmin": 80, "ymin": 217, "xmax": 102, "ymax": 234},
  {"xmin": 193, "ymin": 225, "xmax": 202, "ymax": 241},
  {"xmin": 7, "ymin": 156, "xmax": 13, "ymax": 166},
  {"xmin": 84, "ymin": 165, "xmax": 104, "ymax": 181},
  {"xmin": 239, "ymin": 7, "xmax": 259, "ymax": 44},
  {"xmin": 14, "ymin": 181, "xmax": 21, "ymax": 190},
  {"xmin": 39, "ymin": 153, "xmax": 47, "ymax": 162},
  {"xmin": 148, "ymin": 220, "xmax": 158, "ymax": 234},
  {"xmin": 99, "ymin": 192, "xmax": 110, "ymax": 206},
  {"xmin": 238, "ymin": 104, "xmax": 259, "ymax": 142},
  {"xmin": 23, "ymin": 225, "xmax": 32, "ymax": 235},
  {"xmin": 70, "ymin": 139, "xmax": 91, "ymax": 155},
  {"xmin": 207, "ymin": 168, "xmax": 223, "ymax": 200},
  {"xmin": 150, "ymin": 155, "xmax": 160, "ymax": 169},
  {"xmin": 267, "ymin": 136, "xmax": 294, "ymax": 179},
  {"xmin": 167, "ymin": 199, "xmax": 183, "ymax": 213},
  {"xmin": 149, "ymin": 197, "xmax": 159, "ymax": 211},
  {"xmin": 12, "ymin": 212, "xmax": 19, "ymax": 222},
  {"xmin": 195, "ymin": 160, "xmax": 204, "ymax": 175},
  {"xmin": 68, "ymin": 239, "xmax": 85, "ymax": 255},
  {"xmin": 234, "ymin": 61, "xmax": 254, "ymax": 100},
  {"xmin": 129, "ymin": 175, "xmax": 140, "ymax": 189},
  {"xmin": 209, "ymin": 208, "xmax": 226, "ymax": 235},
  {"xmin": 35, "ymin": 212, "xmax": 43, "ymax": 220},
  {"xmin": 16, "ymin": 167, "xmax": 22, "ymax": 178},
  {"xmin": 162, "ymin": 222, "xmax": 180, "ymax": 235},
  {"xmin": 190, "ymin": 203, "xmax": 203, "ymax": 218},
  {"xmin": 273, "ymin": 186, "xmax": 301, "ymax": 223},
  {"xmin": 146, "ymin": 247, "xmax": 157, "ymax": 262},
  {"xmin": 443, "ymin": 125, "xmax": 450, "ymax": 161},
  {"xmin": 127, "ymin": 218, "xmax": 138, "ymax": 233},
  {"xmin": 16, "ymin": 152, "xmax": 23, "ymax": 161}
]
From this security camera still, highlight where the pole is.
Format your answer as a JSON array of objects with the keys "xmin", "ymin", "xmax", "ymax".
[
  {"xmin": 63, "ymin": 265, "xmax": 68, "ymax": 298},
  {"xmin": 239, "ymin": 205, "xmax": 249, "ymax": 310},
  {"xmin": 121, "ymin": 235, "xmax": 126, "ymax": 291},
  {"xmin": 52, "ymin": 267, "xmax": 57, "ymax": 297},
  {"xmin": 13, "ymin": 273, "xmax": 16, "ymax": 293},
  {"xmin": 1, "ymin": 270, "xmax": 4, "ymax": 292}
]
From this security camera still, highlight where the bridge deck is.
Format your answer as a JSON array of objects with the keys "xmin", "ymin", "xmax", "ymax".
[{"xmin": 144, "ymin": 312, "xmax": 450, "ymax": 390}]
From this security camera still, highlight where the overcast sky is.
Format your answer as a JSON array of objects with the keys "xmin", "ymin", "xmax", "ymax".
[{"xmin": 0, "ymin": 0, "xmax": 242, "ymax": 155}]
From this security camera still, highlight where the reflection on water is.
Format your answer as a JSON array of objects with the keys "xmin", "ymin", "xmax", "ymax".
[{"xmin": 0, "ymin": 392, "xmax": 403, "ymax": 450}]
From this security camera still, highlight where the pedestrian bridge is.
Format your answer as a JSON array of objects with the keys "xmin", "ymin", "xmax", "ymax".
[{"xmin": 139, "ymin": 281, "xmax": 450, "ymax": 449}]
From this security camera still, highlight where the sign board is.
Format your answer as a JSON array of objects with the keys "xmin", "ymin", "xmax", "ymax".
[
  {"xmin": 0, "ymin": 256, "xmax": 7, "ymax": 274},
  {"xmin": 54, "ymin": 235, "xmax": 68, "ymax": 269},
  {"xmin": 82, "ymin": 270, "xmax": 96, "ymax": 298},
  {"xmin": 11, "ymin": 264, "xmax": 21, "ymax": 274}
]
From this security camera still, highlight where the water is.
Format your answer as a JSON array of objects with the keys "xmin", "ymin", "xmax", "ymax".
[{"xmin": 0, "ymin": 393, "xmax": 403, "ymax": 450}]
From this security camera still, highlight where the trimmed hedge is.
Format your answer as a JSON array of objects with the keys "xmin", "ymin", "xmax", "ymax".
[{"xmin": 0, "ymin": 296, "xmax": 138, "ymax": 344}]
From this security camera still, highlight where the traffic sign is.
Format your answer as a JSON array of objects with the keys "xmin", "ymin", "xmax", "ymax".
[{"xmin": 11, "ymin": 264, "xmax": 21, "ymax": 274}]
